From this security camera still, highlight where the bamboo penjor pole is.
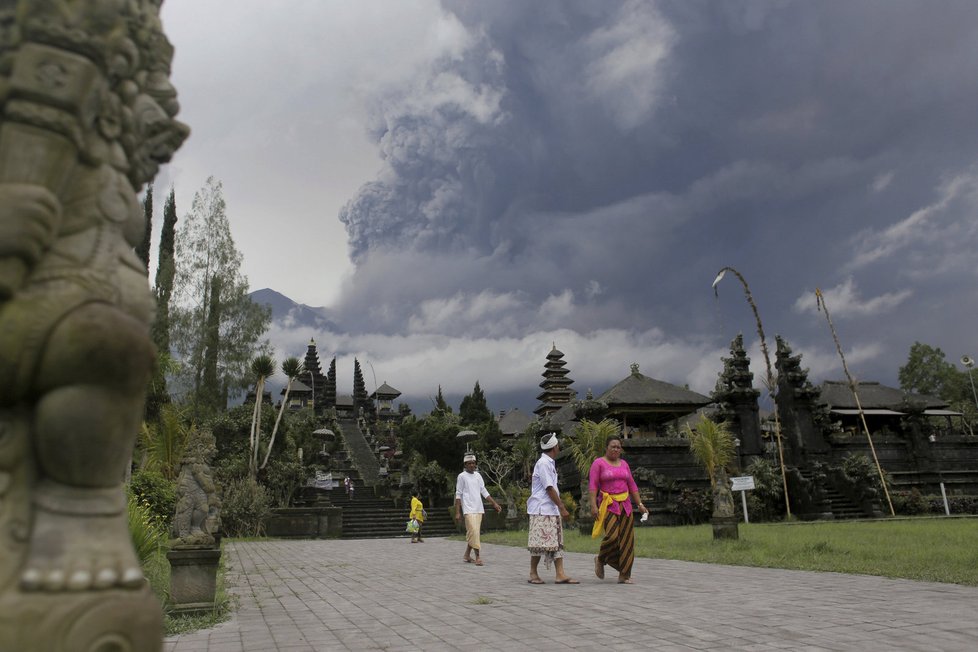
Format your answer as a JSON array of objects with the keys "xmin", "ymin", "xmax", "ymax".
[{"xmin": 814, "ymin": 288, "xmax": 895, "ymax": 516}]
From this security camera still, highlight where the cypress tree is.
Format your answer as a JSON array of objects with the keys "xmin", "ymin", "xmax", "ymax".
[
  {"xmin": 152, "ymin": 187, "xmax": 178, "ymax": 355},
  {"xmin": 136, "ymin": 183, "xmax": 153, "ymax": 270}
]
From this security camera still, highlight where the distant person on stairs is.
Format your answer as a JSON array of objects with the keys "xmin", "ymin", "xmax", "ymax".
[
  {"xmin": 409, "ymin": 488, "xmax": 426, "ymax": 543},
  {"xmin": 454, "ymin": 453, "xmax": 502, "ymax": 566}
]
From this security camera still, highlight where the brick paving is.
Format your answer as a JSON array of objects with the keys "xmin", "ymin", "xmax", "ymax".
[{"xmin": 164, "ymin": 538, "xmax": 978, "ymax": 651}]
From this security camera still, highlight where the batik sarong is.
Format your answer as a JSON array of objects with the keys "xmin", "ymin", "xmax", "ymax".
[{"xmin": 527, "ymin": 514, "xmax": 564, "ymax": 569}]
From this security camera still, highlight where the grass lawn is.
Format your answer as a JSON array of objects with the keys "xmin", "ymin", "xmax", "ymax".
[{"xmin": 480, "ymin": 516, "xmax": 978, "ymax": 586}]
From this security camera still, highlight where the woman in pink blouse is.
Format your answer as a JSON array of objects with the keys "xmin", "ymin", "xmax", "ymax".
[{"xmin": 589, "ymin": 436, "xmax": 648, "ymax": 584}]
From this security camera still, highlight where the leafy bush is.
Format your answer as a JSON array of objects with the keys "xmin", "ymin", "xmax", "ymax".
[
  {"xmin": 221, "ymin": 476, "xmax": 270, "ymax": 537},
  {"xmin": 130, "ymin": 469, "xmax": 177, "ymax": 529},
  {"xmin": 512, "ymin": 485, "xmax": 531, "ymax": 515},
  {"xmin": 944, "ymin": 495, "xmax": 978, "ymax": 514},
  {"xmin": 840, "ymin": 454, "xmax": 883, "ymax": 500},
  {"xmin": 410, "ymin": 457, "xmax": 452, "ymax": 505},
  {"xmin": 892, "ymin": 488, "xmax": 929, "ymax": 515},
  {"xmin": 127, "ymin": 491, "xmax": 168, "ymax": 565},
  {"xmin": 561, "ymin": 491, "xmax": 578, "ymax": 524},
  {"xmin": 674, "ymin": 488, "xmax": 712, "ymax": 525},
  {"xmin": 744, "ymin": 458, "xmax": 785, "ymax": 522}
]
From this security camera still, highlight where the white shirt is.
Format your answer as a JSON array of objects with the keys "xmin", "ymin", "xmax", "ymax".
[
  {"xmin": 455, "ymin": 470, "xmax": 490, "ymax": 514},
  {"xmin": 527, "ymin": 453, "xmax": 560, "ymax": 516}
]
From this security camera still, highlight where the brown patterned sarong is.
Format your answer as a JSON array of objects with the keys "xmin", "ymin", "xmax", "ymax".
[
  {"xmin": 598, "ymin": 511, "xmax": 635, "ymax": 579},
  {"xmin": 527, "ymin": 514, "xmax": 564, "ymax": 569}
]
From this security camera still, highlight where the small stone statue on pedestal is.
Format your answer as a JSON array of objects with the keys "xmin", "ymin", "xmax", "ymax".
[
  {"xmin": 0, "ymin": 2, "xmax": 188, "ymax": 650},
  {"xmin": 168, "ymin": 427, "xmax": 222, "ymax": 615},
  {"xmin": 171, "ymin": 428, "xmax": 222, "ymax": 547}
]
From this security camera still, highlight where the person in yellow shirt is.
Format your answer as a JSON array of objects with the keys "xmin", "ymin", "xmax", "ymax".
[{"xmin": 409, "ymin": 488, "xmax": 426, "ymax": 543}]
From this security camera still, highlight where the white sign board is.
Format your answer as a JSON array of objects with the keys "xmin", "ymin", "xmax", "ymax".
[{"xmin": 730, "ymin": 475, "xmax": 755, "ymax": 491}]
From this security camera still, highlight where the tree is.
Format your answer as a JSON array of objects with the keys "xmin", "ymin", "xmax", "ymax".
[
  {"xmin": 400, "ymin": 409, "xmax": 463, "ymax": 473},
  {"xmin": 684, "ymin": 416, "xmax": 739, "ymax": 537},
  {"xmin": 459, "ymin": 381, "xmax": 492, "ymax": 425},
  {"xmin": 899, "ymin": 342, "xmax": 958, "ymax": 398},
  {"xmin": 145, "ymin": 186, "xmax": 177, "ymax": 422},
  {"xmin": 261, "ymin": 357, "xmax": 303, "ymax": 470},
  {"xmin": 136, "ymin": 182, "xmax": 153, "ymax": 270},
  {"xmin": 478, "ymin": 448, "xmax": 518, "ymax": 518},
  {"xmin": 151, "ymin": 187, "xmax": 178, "ymax": 356},
  {"xmin": 170, "ymin": 177, "xmax": 271, "ymax": 412},
  {"xmin": 433, "ymin": 385, "xmax": 452, "ymax": 415},
  {"xmin": 683, "ymin": 416, "xmax": 736, "ymax": 489},
  {"xmin": 249, "ymin": 354, "xmax": 275, "ymax": 476},
  {"xmin": 138, "ymin": 403, "xmax": 190, "ymax": 481},
  {"xmin": 566, "ymin": 418, "xmax": 620, "ymax": 521}
]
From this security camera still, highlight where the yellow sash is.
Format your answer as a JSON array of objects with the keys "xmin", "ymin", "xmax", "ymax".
[{"xmin": 591, "ymin": 491, "xmax": 629, "ymax": 538}]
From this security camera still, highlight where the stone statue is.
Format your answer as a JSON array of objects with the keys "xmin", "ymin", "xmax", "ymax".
[
  {"xmin": 0, "ymin": 1, "xmax": 187, "ymax": 649},
  {"xmin": 171, "ymin": 428, "xmax": 221, "ymax": 547}
]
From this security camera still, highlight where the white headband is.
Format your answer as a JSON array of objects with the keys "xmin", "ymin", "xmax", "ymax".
[
  {"xmin": 463, "ymin": 453, "xmax": 477, "ymax": 463},
  {"xmin": 540, "ymin": 433, "xmax": 558, "ymax": 450}
]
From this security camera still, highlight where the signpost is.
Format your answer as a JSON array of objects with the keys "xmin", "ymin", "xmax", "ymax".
[{"xmin": 730, "ymin": 475, "xmax": 755, "ymax": 523}]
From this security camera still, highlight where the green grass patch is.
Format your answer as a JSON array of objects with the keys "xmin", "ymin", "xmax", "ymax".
[
  {"xmin": 471, "ymin": 596, "xmax": 494, "ymax": 605},
  {"xmin": 480, "ymin": 517, "xmax": 978, "ymax": 586}
]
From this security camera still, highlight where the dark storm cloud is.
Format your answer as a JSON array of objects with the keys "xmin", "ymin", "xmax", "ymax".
[{"xmin": 331, "ymin": 0, "xmax": 978, "ymax": 398}]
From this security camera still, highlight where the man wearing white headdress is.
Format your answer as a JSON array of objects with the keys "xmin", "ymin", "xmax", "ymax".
[
  {"xmin": 526, "ymin": 433, "xmax": 577, "ymax": 584},
  {"xmin": 454, "ymin": 453, "xmax": 502, "ymax": 566}
]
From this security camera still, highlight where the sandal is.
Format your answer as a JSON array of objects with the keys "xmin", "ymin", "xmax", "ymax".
[
  {"xmin": 474, "ymin": 559, "xmax": 484, "ymax": 566},
  {"xmin": 527, "ymin": 578, "xmax": 545, "ymax": 585}
]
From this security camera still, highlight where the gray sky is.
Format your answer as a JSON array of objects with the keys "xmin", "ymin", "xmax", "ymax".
[{"xmin": 156, "ymin": 1, "xmax": 978, "ymax": 411}]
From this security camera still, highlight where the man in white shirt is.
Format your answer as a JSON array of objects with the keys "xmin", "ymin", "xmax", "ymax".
[
  {"xmin": 454, "ymin": 453, "xmax": 502, "ymax": 566},
  {"xmin": 526, "ymin": 433, "xmax": 577, "ymax": 584}
]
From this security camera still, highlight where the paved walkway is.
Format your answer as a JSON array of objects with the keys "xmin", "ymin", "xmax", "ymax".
[{"xmin": 164, "ymin": 538, "xmax": 978, "ymax": 651}]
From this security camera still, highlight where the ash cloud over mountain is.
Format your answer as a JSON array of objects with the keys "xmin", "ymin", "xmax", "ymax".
[{"xmin": 321, "ymin": 1, "xmax": 978, "ymax": 407}]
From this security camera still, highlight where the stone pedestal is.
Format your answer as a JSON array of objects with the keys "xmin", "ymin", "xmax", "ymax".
[{"xmin": 167, "ymin": 547, "xmax": 221, "ymax": 616}]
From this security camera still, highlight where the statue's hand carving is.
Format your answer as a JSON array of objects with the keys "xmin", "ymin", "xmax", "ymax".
[{"xmin": 0, "ymin": 183, "xmax": 62, "ymax": 298}]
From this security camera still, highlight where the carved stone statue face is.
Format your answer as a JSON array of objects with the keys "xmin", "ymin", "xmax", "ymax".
[{"xmin": 127, "ymin": 86, "xmax": 189, "ymax": 187}]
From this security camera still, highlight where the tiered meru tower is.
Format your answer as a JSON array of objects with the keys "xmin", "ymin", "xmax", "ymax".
[
  {"xmin": 534, "ymin": 344, "xmax": 576, "ymax": 417},
  {"xmin": 303, "ymin": 339, "xmax": 327, "ymax": 412},
  {"xmin": 303, "ymin": 339, "xmax": 337, "ymax": 412}
]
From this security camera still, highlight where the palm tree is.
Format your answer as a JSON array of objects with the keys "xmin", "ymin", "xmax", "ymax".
[
  {"xmin": 261, "ymin": 357, "xmax": 303, "ymax": 470},
  {"xmin": 566, "ymin": 418, "xmax": 620, "ymax": 521},
  {"xmin": 684, "ymin": 415, "xmax": 739, "ymax": 538},
  {"xmin": 139, "ymin": 403, "xmax": 190, "ymax": 481},
  {"xmin": 682, "ymin": 415, "xmax": 736, "ymax": 489},
  {"xmin": 249, "ymin": 354, "xmax": 275, "ymax": 476}
]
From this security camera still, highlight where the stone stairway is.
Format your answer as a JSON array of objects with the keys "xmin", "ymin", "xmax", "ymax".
[
  {"xmin": 332, "ymin": 485, "xmax": 456, "ymax": 539},
  {"xmin": 821, "ymin": 483, "xmax": 868, "ymax": 519},
  {"xmin": 336, "ymin": 417, "xmax": 381, "ymax": 487},
  {"xmin": 799, "ymin": 469, "xmax": 868, "ymax": 520}
]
